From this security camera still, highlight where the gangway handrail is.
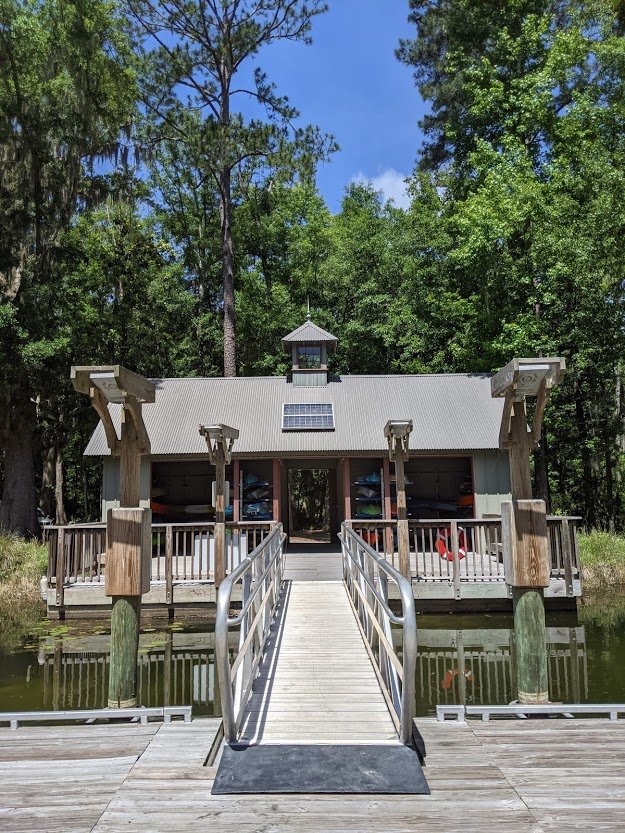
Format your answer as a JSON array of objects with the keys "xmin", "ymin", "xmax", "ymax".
[
  {"xmin": 339, "ymin": 522, "xmax": 418, "ymax": 746},
  {"xmin": 215, "ymin": 523, "xmax": 286, "ymax": 743}
]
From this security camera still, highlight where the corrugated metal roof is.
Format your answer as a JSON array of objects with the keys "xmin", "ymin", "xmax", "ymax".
[
  {"xmin": 84, "ymin": 373, "xmax": 505, "ymax": 457},
  {"xmin": 281, "ymin": 320, "xmax": 338, "ymax": 346}
]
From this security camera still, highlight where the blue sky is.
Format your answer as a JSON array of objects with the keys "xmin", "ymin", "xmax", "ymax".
[{"xmin": 244, "ymin": 1, "xmax": 428, "ymax": 211}]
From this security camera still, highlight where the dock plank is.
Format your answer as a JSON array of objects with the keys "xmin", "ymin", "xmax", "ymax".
[{"xmin": 3, "ymin": 717, "xmax": 625, "ymax": 832}]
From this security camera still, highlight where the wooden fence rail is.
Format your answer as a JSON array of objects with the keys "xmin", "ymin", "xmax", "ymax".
[
  {"xmin": 46, "ymin": 521, "xmax": 275, "ymax": 606},
  {"xmin": 350, "ymin": 516, "xmax": 580, "ymax": 596}
]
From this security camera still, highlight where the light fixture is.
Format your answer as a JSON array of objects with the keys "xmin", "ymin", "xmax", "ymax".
[
  {"xmin": 384, "ymin": 419, "xmax": 413, "ymax": 461},
  {"xmin": 491, "ymin": 358, "xmax": 565, "ymax": 400},
  {"xmin": 89, "ymin": 371, "xmax": 125, "ymax": 403},
  {"xmin": 199, "ymin": 424, "xmax": 239, "ymax": 464},
  {"xmin": 491, "ymin": 357, "xmax": 566, "ymax": 448}
]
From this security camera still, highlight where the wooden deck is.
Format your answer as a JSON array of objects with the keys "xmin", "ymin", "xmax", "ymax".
[{"xmin": 3, "ymin": 717, "xmax": 625, "ymax": 831}]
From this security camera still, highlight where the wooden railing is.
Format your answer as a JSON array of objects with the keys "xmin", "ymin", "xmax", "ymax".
[
  {"xmin": 350, "ymin": 516, "xmax": 581, "ymax": 596},
  {"xmin": 46, "ymin": 520, "xmax": 275, "ymax": 606}
]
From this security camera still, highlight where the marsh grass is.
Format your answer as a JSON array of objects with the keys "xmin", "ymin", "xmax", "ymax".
[
  {"xmin": 579, "ymin": 531, "xmax": 625, "ymax": 588},
  {"xmin": 0, "ymin": 532, "xmax": 47, "ymax": 652}
]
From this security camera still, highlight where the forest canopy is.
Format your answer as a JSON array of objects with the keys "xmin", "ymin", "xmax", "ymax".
[{"xmin": 1, "ymin": 0, "xmax": 624, "ymax": 533}]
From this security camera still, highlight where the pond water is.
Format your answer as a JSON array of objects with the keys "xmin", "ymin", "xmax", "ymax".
[{"xmin": 1, "ymin": 594, "xmax": 625, "ymax": 717}]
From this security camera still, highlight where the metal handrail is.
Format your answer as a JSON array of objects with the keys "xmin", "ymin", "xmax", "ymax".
[
  {"xmin": 215, "ymin": 523, "xmax": 286, "ymax": 743},
  {"xmin": 339, "ymin": 522, "xmax": 418, "ymax": 746}
]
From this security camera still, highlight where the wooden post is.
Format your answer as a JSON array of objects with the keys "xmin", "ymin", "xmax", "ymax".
[
  {"xmin": 233, "ymin": 459, "xmax": 240, "ymax": 523},
  {"xmin": 105, "ymin": 507, "xmax": 151, "ymax": 709},
  {"xmin": 70, "ymin": 366, "xmax": 155, "ymax": 711},
  {"xmin": 119, "ymin": 410, "xmax": 141, "ymax": 507},
  {"xmin": 508, "ymin": 403, "xmax": 533, "ymax": 500},
  {"xmin": 108, "ymin": 596, "xmax": 141, "ymax": 708},
  {"xmin": 383, "ymin": 458, "xmax": 394, "ymax": 560},
  {"xmin": 165, "ymin": 525, "xmax": 173, "ymax": 606},
  {"xmin": 342, "ymin": 458, "xmax": 351, "ymax": 521},
  {"xmin": 272, "ymin": 458, "xmax": 281, "ymax": 522},
  {"xmin": 214, "ymin": 445, "xmax": 226, "ymax": 587},
  {"xmin": 502, "ymin": 499, "xmax": 550, "ymax": 704},
  {"xmin": 55, "ymin": 527, "xmax": 65, "ymax": 608},
  {"xmin": 395, "ymin": 453, "xmax": 410, "ymax": 580},
  {"xmin": 199, "ymin": 424, "xmax": 239, "ymax": 587},
  {"xmin": 492, "ymin": 359, "xmax": 566, "ymax": 708},
  {"xmin": 328, "ymin": 469, "xmax": 338, "ymax": 539}
]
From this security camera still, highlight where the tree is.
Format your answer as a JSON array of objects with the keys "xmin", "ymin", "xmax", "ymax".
[
  {"xmin": 127, "ymin": 0, "xmax": 336, "ymax": 376},
  {"xmin": 0, "ymin": 0, "xmax": 136, "ymax": 535},
  {"xmin": 398, "ymin": 0, "xmax": 625, "ymax": 528}
]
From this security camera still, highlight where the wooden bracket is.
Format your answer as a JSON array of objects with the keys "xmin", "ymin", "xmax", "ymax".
[
  {"xmin": 494, "ymin": 357, "xmax": 565, "ymax": 450},
  {"xmin": 89, "ymin": 387, "xmax": 120, "ymax": 455},
  {"xmin": 199, "ymin": 424, "xmax": 239, "ymax": 465},
  {"xmin": 124, "ymin": 395, "xmax": 151, "ymax": 455}
]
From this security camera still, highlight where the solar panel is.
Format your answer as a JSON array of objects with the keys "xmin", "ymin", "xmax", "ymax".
[{"xmin": 282, "ymin": 403, "xmax": 335, "ymax": 431}]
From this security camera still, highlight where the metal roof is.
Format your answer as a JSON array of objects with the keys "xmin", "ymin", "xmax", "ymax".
[
  {"xmin": 281, "ymin": 319, "xmax": 338, "ymax": 347},
  {"xmin": 84, "ymin": 373, "xmax": 505, "ymax": 457}
]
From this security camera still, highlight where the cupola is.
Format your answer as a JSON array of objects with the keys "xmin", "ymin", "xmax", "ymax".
[{"xmin": 281, "ymin": 314, "xmax": 337, "ymax": 386}]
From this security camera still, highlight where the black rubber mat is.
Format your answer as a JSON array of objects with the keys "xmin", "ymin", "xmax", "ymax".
[{"xmin": 212, "ymin": 743, "xmax": 430, "ymax": 794}]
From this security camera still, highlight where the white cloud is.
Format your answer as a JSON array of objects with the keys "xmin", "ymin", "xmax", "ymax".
[{"xmin": 351, "ymin": 168, "xmax": 410, "ymax": 210}]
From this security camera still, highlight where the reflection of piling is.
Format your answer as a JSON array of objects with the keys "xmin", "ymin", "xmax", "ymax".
[
  {"xmin": 52, "ymin": 642, "xmax": 62, "ymax": 711},
  {"xmin": 569, "ymin": 627, "xmax": 581, "ymax": 703},
  {"xmin": 456, "ymin": 630, "xmax": 467, "ymax": 705},
  {"xmin": 163, "ymin": 631, "xmax": 173, "ymax": 706}
]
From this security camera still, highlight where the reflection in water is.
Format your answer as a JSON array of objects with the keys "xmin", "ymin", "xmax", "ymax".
[
  {"xmin": 2, "ymin": 595, "xmax": 625, "ymax": 716},
  {"xmin": 415, "ymin": 621, "xmax": 587, "ymax": 715}
]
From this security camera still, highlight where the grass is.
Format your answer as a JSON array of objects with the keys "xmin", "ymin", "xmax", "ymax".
[
  {"xmin": 578, "ymin": 530, "xmax": 625, "ymax": 588},
  {"xmin": 0, "ymin": 531, "xmax": 47, "ymax": 652}
]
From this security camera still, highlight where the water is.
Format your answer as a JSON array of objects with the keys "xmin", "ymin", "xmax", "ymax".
[{"xmin": 1, "ymin": 595, "xmax": 625, "ymax": 716}]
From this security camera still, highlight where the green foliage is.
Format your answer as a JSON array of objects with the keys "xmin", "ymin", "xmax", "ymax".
[
  {"xmin": 579, "ymin": 532, "xmax": 625, "ymax": 587},
  {"xmin": 0, "ymin": 531, "xmax": 47, "ymax": 582},
  {"xmin": 0, "ymin": 531, "xmax": 46, "ymax": 651}
]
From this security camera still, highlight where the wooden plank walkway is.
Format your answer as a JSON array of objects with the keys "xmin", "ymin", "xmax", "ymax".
[
  {"xmin": 239, "ymin": 580, "xmax": 398, "ymax": 745},
  {"xmin": 239, "ymin": 545, "xmax": 397, "ymax": 745},
  {"xmin": 2, "ymin": 718, "xmax": 625, "ymax": 831}
]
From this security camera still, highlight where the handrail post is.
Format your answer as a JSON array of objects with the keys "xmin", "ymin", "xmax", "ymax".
[
  {"xmin": 562, "ymin": 518, "xmax": 574, "ymax": 597},
  {"xmin": 451, "ymin": 520, "xmax": 461, "ymax": 601},
  {"xmin": 55, "ymin": 527, "xmax": 65, "ymax": 608},
  {"xmin": 165, "ymin": 526, "xmax": 173, "ymax": 606}
]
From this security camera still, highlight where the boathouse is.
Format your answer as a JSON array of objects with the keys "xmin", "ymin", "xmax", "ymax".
[
  {"xmin": 45, "ymin": 319, "xmax": 581, "ymax": 617},
  {"xmin": 85, "ymin": 318, "xmax": 511, "ymax": 534}
]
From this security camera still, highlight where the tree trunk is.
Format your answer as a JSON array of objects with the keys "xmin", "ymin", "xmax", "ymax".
[
  {"xmin": 41, "ymin": 445, "xmax": 55, "ymax": 521},
  {"xmin": 220, "ymin": 165, "xmax": 236, "ymax": 377},
  {"xmin": 55, "ymin": 445, "xmax": 67, "ymax": 526},
  {"xmin": 0, "ymin": 398, "xmax": 39, "ymax": 537},
  {"xmin": 575, "ymin": 381, "xmax": 595, "ymax": 528}
]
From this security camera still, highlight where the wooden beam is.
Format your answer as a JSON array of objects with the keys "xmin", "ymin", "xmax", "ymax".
[{"xmin": 123, "ymin": 396, "xmax": 151, "ymax": 455}]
